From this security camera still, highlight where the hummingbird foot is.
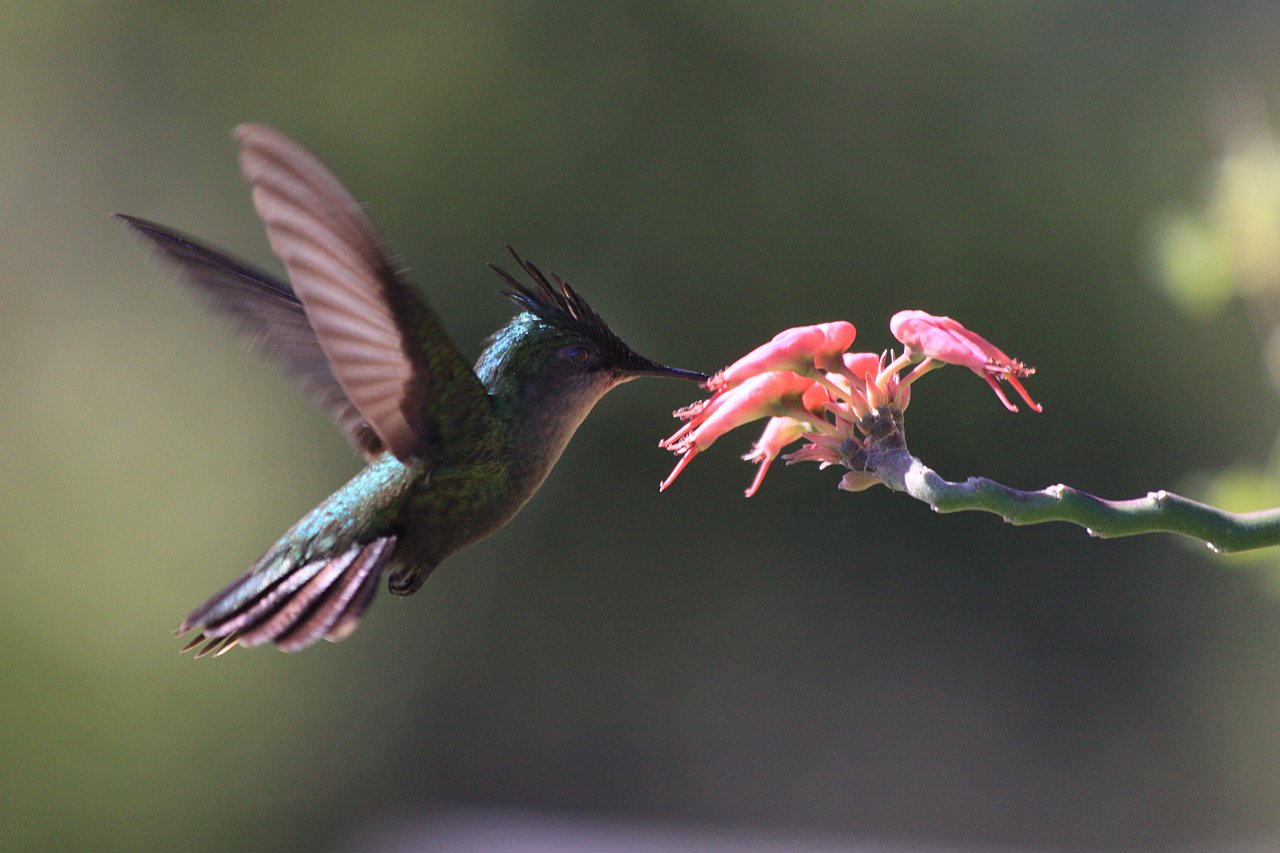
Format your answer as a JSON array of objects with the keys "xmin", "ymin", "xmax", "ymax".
[{"xmin": 387, "ymin": 559, "xmax": 435, "ymax": 597}]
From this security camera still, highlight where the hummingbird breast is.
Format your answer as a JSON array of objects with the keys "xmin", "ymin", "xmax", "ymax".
[{"xmin": 382, "ymin": 432, "xmax": 540, "ymax": 594}]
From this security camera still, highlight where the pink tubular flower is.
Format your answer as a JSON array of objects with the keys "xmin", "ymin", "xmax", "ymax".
[
  {"xmin": 706, "ymin": 321, "xmax": 855, "ymax": 391},
  {"xmin": 741, "ymin": 417, "xmax": 811, "ymax": 498},
  {"xmin": 659, "ymin": 370, "xmax": 821, "ymax": 491},
  {"xmin": 841, "ymin": 350, "xmax": 883, "ymax": 382},
  {"xmin": 890, "ymin": 310, "xmax": 1041, "ymax": 413},
  {"xmin": 820, "ymin": 350, "xmax": 911, "ymax": 417},
  {"xmin": 660, "ymin": 310, "xmax": 1047, "ymax": 497}
]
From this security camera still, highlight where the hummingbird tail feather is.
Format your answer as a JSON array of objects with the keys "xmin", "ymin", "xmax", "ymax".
[{"xmin": 177, "ymin": 535, "xmax": 396, "ymax": 656}]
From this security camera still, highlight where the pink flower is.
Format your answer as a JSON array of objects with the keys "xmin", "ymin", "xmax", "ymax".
[
  {"xmin": 660, "ymin": 310, "xmax": 1047, "ymax": 497},
  {"xmin": 659, "ymin": 371, "xmax": 822, "ymax": 491},
  {"xmin": 841, "ymin": 350, "xmax": 882, "ymax": 382},
  {"xmin": 741, "ymin": 417, "xmax": 811, "ymax": 497},
  {"xmin": 890, "ymin": 310, "xmax": 1041, "ymax": 413},
  {"xmin": 840, "ymin": 350, "xmax": 913, "ymax": 411},
  {"xmin": 706, "ymin": 321, "xmax": 856, "ymax": 391}
]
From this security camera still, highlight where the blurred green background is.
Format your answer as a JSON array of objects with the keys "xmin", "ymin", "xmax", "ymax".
[{"xmin": 5, "ymin": 2, "xmax": 1280, "ymax": 851}]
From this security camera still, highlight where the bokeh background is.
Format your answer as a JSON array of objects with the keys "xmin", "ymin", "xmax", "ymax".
[{"xmin": 5, "ymin": 3, "xmax": 1280, "ymax": 851}]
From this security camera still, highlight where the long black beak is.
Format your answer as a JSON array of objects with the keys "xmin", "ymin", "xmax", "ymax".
[{"xmin": 623, "ymin": 355, "xmax": 709, "ymax": 383}]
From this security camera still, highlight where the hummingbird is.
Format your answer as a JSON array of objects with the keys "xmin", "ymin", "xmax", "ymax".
[{"xmin": 119, "ymin": 124, "xmax": 706, "ymax": 657}]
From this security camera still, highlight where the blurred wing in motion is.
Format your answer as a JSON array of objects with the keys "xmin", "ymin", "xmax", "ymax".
[
  {"xmin": 116, "ymin": 213, "xmax": 383, "ymax": 457},
  {"xmin": 234, "ymin": 123, "xmax": 497, "ymax": 461}
]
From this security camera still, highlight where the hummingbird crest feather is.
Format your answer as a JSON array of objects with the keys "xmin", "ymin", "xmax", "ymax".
[{"xmin": 489, "ymin": 247, "xmax": 637, "ymax": 361}]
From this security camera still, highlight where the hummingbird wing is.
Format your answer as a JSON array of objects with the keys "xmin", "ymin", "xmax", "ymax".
[
  {"xmin": 235, "ymin": 123, "xmax": 496, "ymax": 462},
  {"xmin": 116, "ymin": 214, "xmax": 384, "ymax": 458}
]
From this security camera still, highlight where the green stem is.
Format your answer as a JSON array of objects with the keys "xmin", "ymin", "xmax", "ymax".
[{"xmin": 872, "ymin": 450, "xmax": 1280, "ymax": 554}]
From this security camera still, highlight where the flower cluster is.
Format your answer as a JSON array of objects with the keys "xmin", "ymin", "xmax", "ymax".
[{"xmin": 659, "ymin": 312, "xmax": 1041, "ymax": 496}]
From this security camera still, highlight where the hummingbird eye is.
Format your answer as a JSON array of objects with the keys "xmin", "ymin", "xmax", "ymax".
[{"xmin": 558, "ymin": 345, "xmax": 592, "ymax": 366}]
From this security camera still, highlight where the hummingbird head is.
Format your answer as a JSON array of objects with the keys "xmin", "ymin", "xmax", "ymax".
[
  {"xmin": 487, "ymin": 247, "xmax": 708, "ymax": 390},
  {"xmin": 467, "ymin": 249, "xmax": 705, "ymax": 504},
  {"xmin": 477, "ymin": 248, "xmax": 707, "ymax": 455}
]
